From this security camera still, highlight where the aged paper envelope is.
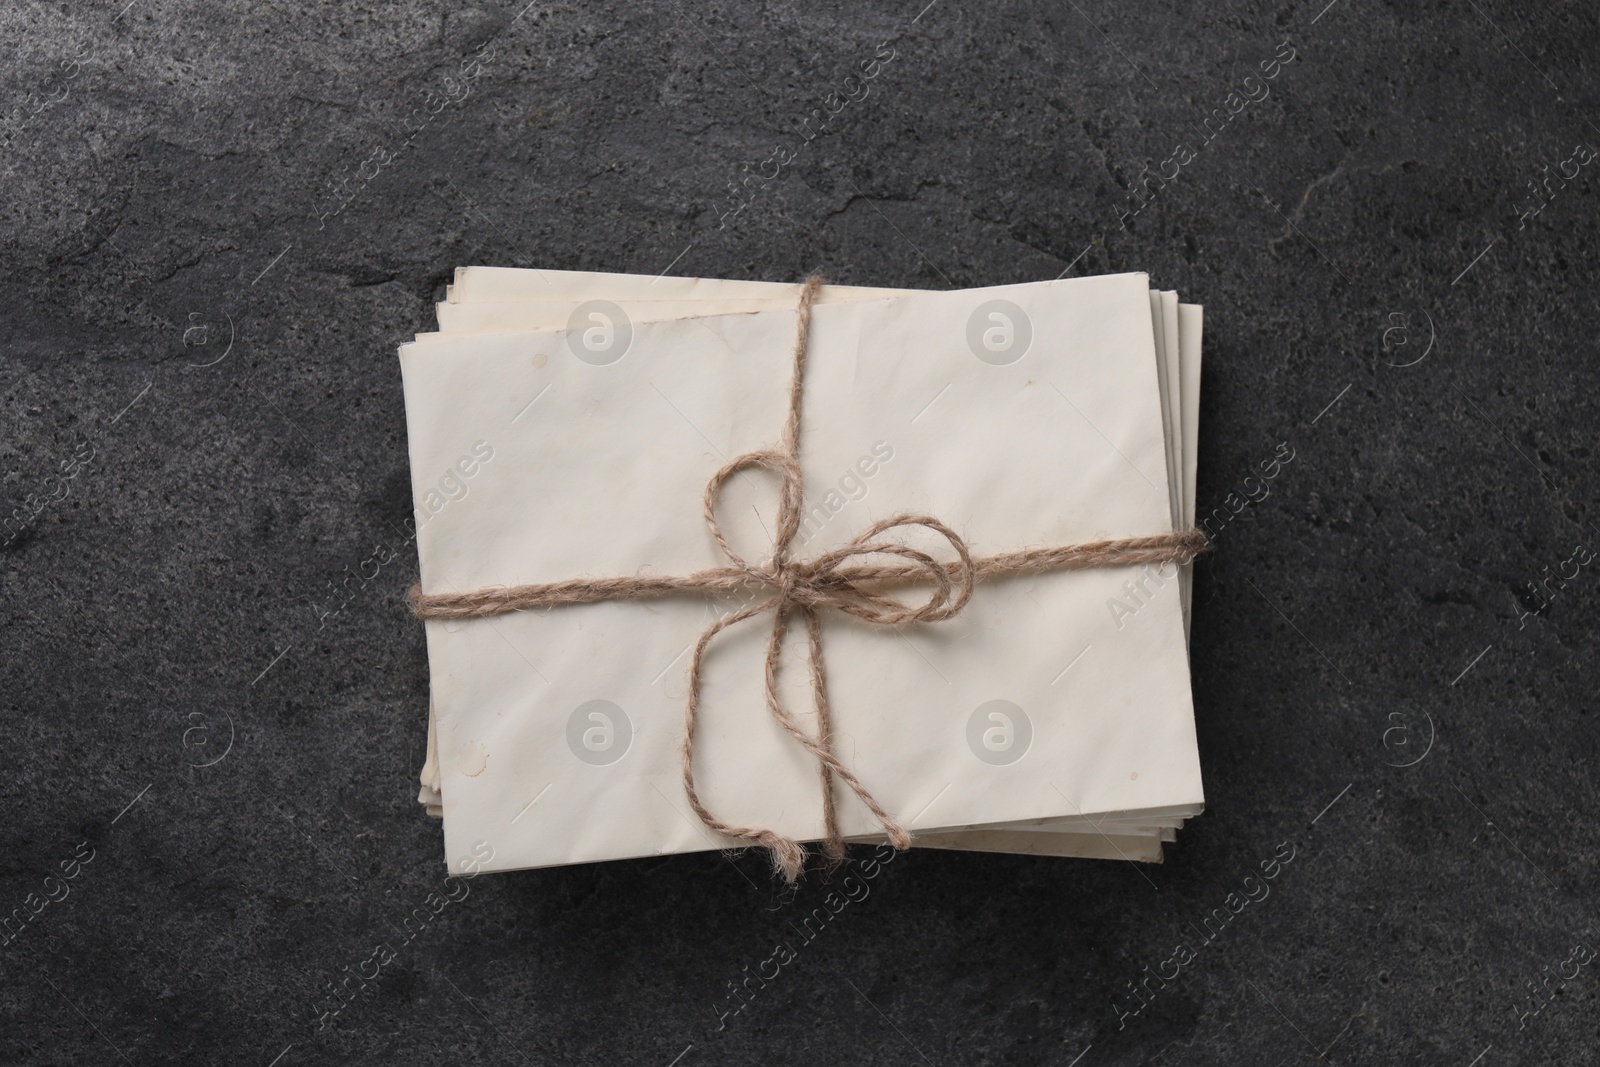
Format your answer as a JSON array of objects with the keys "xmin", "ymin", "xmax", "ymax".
[
  {"xmin": 401, "ymin": 273, "xmax": 1203, "ymax": 872},
  {"xmin": 423, "ymin": 271, "xmax": 1205, "ymax": 858}
]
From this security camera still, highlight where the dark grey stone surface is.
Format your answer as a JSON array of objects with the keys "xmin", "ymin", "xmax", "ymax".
[{"xmin": 3, "ymin": 0, "xmax": 1598, "ymax": 1063}]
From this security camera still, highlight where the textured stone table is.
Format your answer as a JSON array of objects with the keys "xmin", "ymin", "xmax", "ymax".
[{"xmin": 2, "ymin": 1, "xmax": 1597, "ymax": 1064}]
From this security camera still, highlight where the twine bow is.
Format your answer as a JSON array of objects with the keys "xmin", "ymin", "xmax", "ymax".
[{"xmin": 411, "ymin": 275, "xmax": 1208, "ymax": 882}]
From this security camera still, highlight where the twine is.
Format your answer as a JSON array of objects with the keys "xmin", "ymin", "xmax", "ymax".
[{"xmin": 411, "ymin": 275, "xmax": 1208, "ymax": 882}]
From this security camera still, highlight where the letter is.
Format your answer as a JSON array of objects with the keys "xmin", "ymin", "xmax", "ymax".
[
  {"xmin": 872, "ymin": 439, "xmax": 894, "ymax": 463},
  {"xmin": 59, "ymin": 856, "xmax": 81, "ymax": 880},
  {"xmin": 444, "ymin": 877, "xmax": 470, "ymax": 903},
  {"xmin": 1115, "ymin": 999, "xmax": 1138, "ymax": 1030},
  {"xmin": 822, "ymin": 889, "xmax": 848, "ymax": 915},
  {"xmin": 1575, "ymin": 942, "xmax": 1598, "ymax": 966},
  {"xmin": 775, "ymin": 144, "xmax": 796, "ymax": 168},
  {"xmin": 1242, "ymin": 875, "xmax": 1270, "ymax": 903},
  {"xmin": 358, "ymin": 953, "xmax": 381, "ymax": 981},
  {"xmin": 821, "ymin": 489, "xmax": 846, "ymax": 513},
  {"xmin": 1225, "ymin": 891, "xmax": 1247, "ymax": 914},
  {"xmin": 1157, "ymin": 955, "xmax": 1181, "ymax": 981},
  {"xmin": 423, "ymin": 489, "xmax": 446, "ymax": 514},
  {"xmin": 799, "ymin": 501, "xmax": 833, "ymax": 539},
  {"xmin": 1201, "ymin": 908, "xmax": 1230, "ymax": 939},
  {"xmin": 1135, "ymin": 164, "xmax": 1166, "ymax": 203},
  {"xmin": 856, "ymin": 854, "xmax": 882, "ymax": 880},
  {"xmin": 1557, "ymin": 553, "xmax": 1580, "ymax": 581},
  {"xmin": 1243, "ymin": 475, "xmax": 1270, "ymax": 503},
  {"xmin": 74, "ymin": 840, "xmax": 95, "ymax": 864},
  {"xmin": 1140, "ymin": 964, "xmax": 1167, "ymax": 993},
  {"xmin": 874, "ymin": 42, "xmax": 896, "ymax": 62},
  {"xmin": 1121, "ymin": 580, "xmax": 1145, "ymax": 606},
  {"xmin": 1175, "ymin": 143, "xmax": 1197, "ymax": 166},
  {"xmin": 341, "ymin": 967, "xmax": 366, "ymax": 998},
  {"xmin": 1224, "ymin": 91, "xmax": 1247, "ymax": 114},
  {"xmin": 775, "ymin": 941, "xmax": 798, "ymax": 966},
  {"xmin": 1574, "ymin": 143, "xmax": 1597, "ymax": 166},
  {"xmin": 1202, "ymin": 108, "xmax": 1230, "ymax": 140},
  {"xmin": 1243, "ymin": 75, "xmax": 1269, "ymax": 103},
  {"xmin": 855, "ymin": 454, "xmax": 879, "ymax": 478},
  {"xmin": 1275, "ymin": 39, "xmax": 1297, "ymax": 63},
  {"xmin": 758, "ymin": 150, "xmax": 781, "ymax": 180},
  {"xmin": 758, "ymin": 954, "xmax": 782, "ymax": 981},
  {"xmin": 1173, "ymin": 941, "xmax": 1198, "ymax": 966},
  {"xmin": 1258, "ymin": 455, "xmax": 1282, "ymax": 480},
  {"xmin": 2, "ymin": 910, "xmax": 28, "ymax": 939},
  {"xmin": 1258, "ymin": 56, "xmax": 1282, "ymax": 79},
  {"xmin": 1541, "ymin": 566, "xmax": 1565, "ymax": 602},
  {"xmin": 839, "ymin": 472, "xmax": 867, "ymax": 500},
  {"xmin": 1574, "ymin": 542, "xmax": 1595, "ymax": 567},
  {"xmin": 43, "ymin": 877, "xmax": 69, "ymax": 903},
  {"xmin": 713, "ymin": 999, "xmax": 736, "ymax": 1031},
  {"xmin": 472, "ymin": 440, "xmax": 494, "ymax": 465},
  {"xmin": 1274, "ymin": 441, "xmax": 1295, "ymax": 463},
  {"xmin": 1117, "ymin": 200, "xmax": 1141, "ymax": 232},
  {"xmin": 825, "ymin": 92, "xmax": 846, "ymax": 115},
  {"xmin": 840, "ymin": 874, "xmax": 870, "ymax": 903},
  {"xmin": 1539, "ymin": 164, "xmax": 1559, "ymax": 200},
  {"xmin": 1200, "ymin": 511, "xmax": 1227, "ymax": 541},
  {"xmin": 1108, "ymin": 597, "xmax": 1136, "ymax": 630},
  {"xmin": 1274, "ymin": 840, "xmax": 1296, "ymax": 863},
  {"xmin": 1159, "ymin": 155, "xmax": 1180, "ymax": 181},
  {"xmin": 1224, "ymin": 491, "xmax": 1246, "ymax": 514},
  {"xmin": 740, "ymin": 965, "xmax": 766, "ymax": 996},
  {"xmin": 358, "ymin": 555, "xmax": 381, "ymax": 581},
  {"xmin": 458, "ymin": 839, "xmax": 494, "ymax": 877},
  {"xmin": 859, "ymin": 57, "xmax": 882, "ymax": 79},
  {"xmin": 25, "ymin": 893, "xmax": 47, "ymax": 915},
  {"xmin": 1558, "ymin": 955, "xmax": 1581, "ymax": 980},
  {"xmin": 440, "ymin": 471, "xmax": 468, "ymax": 502},
  {"xmin": 1134, "ymin": 567, "xmax": 1161, "ymax": 599},
  {"xmin": 457, "ymin": 454, "xmax": 480, "ymax": 478},
  {"xmin": 426, "ymin": 892, "xmax": 448, "ymax": 915},
  {"xmin": 1559, "ymin": 155, "xmax": 1580, "ymax": 180},
  {"xmin": 376, "ymin": 943, "xmax": 397, "ymax": 966}
]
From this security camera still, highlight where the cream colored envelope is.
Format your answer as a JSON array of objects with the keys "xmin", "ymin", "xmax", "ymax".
[
  {"xmin": 400, "ymin": 272, "xmax": 1203, "ymax": 874},
  {"xmin": 418, "ymin": 271, "xmax": 1205, "ymax": 860}
]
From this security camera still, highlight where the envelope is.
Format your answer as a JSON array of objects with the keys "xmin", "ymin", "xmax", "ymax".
[{"xmin": 400, "ymin": 271, "xmax": 1205, "ymax": 873}]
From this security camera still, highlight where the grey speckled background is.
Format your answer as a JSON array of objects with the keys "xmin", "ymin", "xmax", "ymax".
[{"xmin": 3, "ymin": 0, "xmax": 1599, "ymax": 1064}]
